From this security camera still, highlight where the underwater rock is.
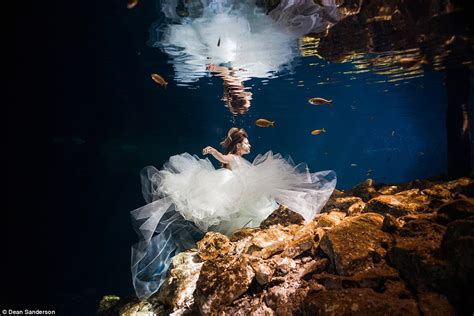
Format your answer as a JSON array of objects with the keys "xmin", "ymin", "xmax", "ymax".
[
  {"xmin": 316, "ymin": 211, "xmax": 346, "ymax": 228},
  {"xmin": 154, "ymin": 251, "xmax": 203, "ymax": 312},
  {"xmin": 263, "ymin": 259, "xmax": 325, "ymax": 315},
  {"xmin": 96, "ymin": 295, "xmax": 121, "ymax": 316},
  {"xmin": 343, "ymin": 179, "xmax": 379, "ymax": 202},
  {"xmin": 247, "ymin": 225, "xmax": 293, "ymax": 259},
  {"xmin": 280, "ymin": 223, "xmax": 318, "ymax": 258},
  {"xmin": 303, "ymin": 288, "xmax": 420, "ymax": 316},
  {"xmin": 417, "ymin": 292, "xmax": 456, "ymax": 316},
  {"xmin": 382, "ymin": 213, "xmax": 400, "ymax": 233},
  {"xmin": 260, "ymin": 204, "xmax": 305, "ymax": 229},
  {"xmin": 195, "ymin": 254, "xmax": 255, "ymax": 314},
  {"xmin": 365, "ymin": 189, "xmax": 431, "ymax": 217},
  {"xmin": 321, "ymin": 196, "xmax": 366, "ymax": 216},
  {"xmin": 319, "ymin": 213, "xmax": 391, "ymax": 275},
  {"xmin": 104, "ymin": 176, "xmax": 474, "ymax": 314},
  {"xmin": 388, "ymin": 220, "xmax": 452, "ymax": 293},
  {"xmin": 436, "ymin": 197, "xmax": 474, "ymax": 224},
  {"xmin": 197, "ymin": 232, "xmax": 232, "ymax": 261},
  {"xmin": 421, "ymin": 184, "xmax": 453, "ymax": 201},
  {"xmin": 311, "ymin": 262, "xmax": 399, "ymax": 291},
  {"xmin": 347, "ymin": 200, "xmax": 366, "ymax": 216},
  {"xmin": 119, "ymin": 299, "xmax": 164, "ymax": 316},
  {"xmin": 439, "ymin": 216, "xmax": 474, "ymax": 313}
]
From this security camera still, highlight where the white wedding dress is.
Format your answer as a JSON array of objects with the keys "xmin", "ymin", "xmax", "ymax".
[{"xmin": 131, "ymin": 151, "xmax": 336, "ymax": 299}]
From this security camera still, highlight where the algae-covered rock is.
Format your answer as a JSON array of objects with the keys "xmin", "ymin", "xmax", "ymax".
[
  {"xmin": 366, "ymin": 190, "xmax": 430, "ymax": 217},
  {"xmin": 320, "ymin": 213, "xmax": 391, "ymax": 275}
]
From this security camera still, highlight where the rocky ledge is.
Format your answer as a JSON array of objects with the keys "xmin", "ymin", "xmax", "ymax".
[{"xmin": 98, "ymin": 176, "xmax": 473, "ymax": 315}]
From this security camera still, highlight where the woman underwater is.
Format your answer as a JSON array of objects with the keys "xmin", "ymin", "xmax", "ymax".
[{"xmin": 130, "ymin": 128, "xmax": 337, "ymax": 299}]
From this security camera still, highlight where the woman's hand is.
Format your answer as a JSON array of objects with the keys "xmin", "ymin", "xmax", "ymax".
[{"xmin": 202, "ymin": 146, "xmax": 216, "ymax": 155}]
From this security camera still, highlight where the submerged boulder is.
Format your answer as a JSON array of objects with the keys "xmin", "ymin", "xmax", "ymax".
[
  {"xmin": 320, "ymin": 213, "xmax": 391, "ymax": 275},
  {"xmin": 99, "ymin": 176, "xmax": 474, "ymax": 315}
]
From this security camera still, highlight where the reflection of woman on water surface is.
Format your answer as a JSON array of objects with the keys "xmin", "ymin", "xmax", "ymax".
[{"xmin": 207, "ymin": 64, "xmax": 252, "ymax": 115}]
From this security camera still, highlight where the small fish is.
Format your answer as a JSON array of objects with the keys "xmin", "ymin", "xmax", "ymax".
[
  {"xmin": 308, "ymin": 97, "xmax": 332, "ymax": 105},
  {"xmin": 391, "ymin": 130, "xmax": 395, "ymax": 136},
  {"xmin": 255, "ymin": 119, "xmax": 275, "ymax": 128},
  {"xmin": 217, "ymin": 36, "xmax": 221, "ymax": 47},
  {"xmin": 311, "ymin": 128, "xmax": 326, "ymax": 135},
  {"xmin": 151, "ymin": 73, "xmax": 168, "ymax": 88},
  {"xmin": 350, "ymin": 163, "xmax": 358, "ymax": 167},
  {"xmin": 127, "ymin": 0, "xmax": 139, "ymax": 9}
]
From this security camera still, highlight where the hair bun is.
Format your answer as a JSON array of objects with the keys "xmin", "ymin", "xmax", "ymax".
[{"xmin": 227, "ymin": 127, "xmax": 239, "ymax": 139}]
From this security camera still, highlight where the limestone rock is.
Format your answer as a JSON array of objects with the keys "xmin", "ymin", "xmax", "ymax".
[
  {"xmin": 320, "ymin": 213, "xmax": 391, "ymax": 275},
  {"xmin": 155, "ymin": 251, "xmax": 203, "ymax": 311},
  {"xmin": 366, "ymin": 190, "xmax": 430, "ymax": 217},
  {"xmin": 316, "ymin": 211, "xmax": 346, "ymax": 228},
  {"xmin": 303, "ymin": 288, "xmax": 420, "ymax": 316},
  {"xmin": 421, "ymin": 184, "xmax": 453, "ymax": 201},
  {"xmin": 388, "ymin": 220, "xmax": 452, "ymax": 292},
  {"xmin": 444, "ymin": 177, "xmax": 473, "ymax": 191},
  {"xmin": 417, "ymin": 292, "xmax": 456, "ymax": 316},
  {"xmin": 260, "ymin": 205, "xmax": 305, "ymax": 229},
  {"xmin": 347, "ymin": 200, "xmax": 366, "ymax": 216},
  {"xmin": 103, "ymin": 176, "xmax": 474, "ymax": 315},
  {"xmin": 436, "ymin": 198, "xmax": 474, "ymax": 224},
  {"xmin": 343, "ymin": 179, "xmax": 379, "ymax": 202},
  {"xmin": 382, "ymin": 213, "xmax": 400, "ymax": 233},
  {"xmin": 311, "ymin": 262, "xmax": 399, "ymax": 292},
  {"xmin": 197, "ymin": 232, "xmax": 232, "ymax": 261},
  {"xmin": 195, "ymin": 255, "xmax": 255, "ymax": 314},
  {"xmin": 281, "ymin": 223, "xmax": 318, "ymax": 258},
  {"xmin": 263, "ymin": 260, "xmax": 325, "ymax": 315}
]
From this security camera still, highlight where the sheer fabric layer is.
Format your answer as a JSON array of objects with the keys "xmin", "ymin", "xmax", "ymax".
[{"xmin": 130, "ymin": 151, "xmax": 336, "ymax": 299}]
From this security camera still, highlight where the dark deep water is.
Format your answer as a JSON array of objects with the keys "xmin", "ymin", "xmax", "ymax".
[{"xmin": 10, "ymin": 0, "xmax": 474, "ymax": 314}]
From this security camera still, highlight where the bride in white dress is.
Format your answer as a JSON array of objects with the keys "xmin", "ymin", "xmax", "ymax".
[{"xmin": 130, "ymin": 128, "xmax": 337, "ymax": 299}]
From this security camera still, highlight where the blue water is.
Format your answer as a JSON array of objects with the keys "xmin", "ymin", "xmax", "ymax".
[{"xmin": 14, "ymin": 0, "xmax": 472, "ymax": 314}]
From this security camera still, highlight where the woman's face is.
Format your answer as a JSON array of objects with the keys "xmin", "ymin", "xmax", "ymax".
[{"xmin": 238, "ymin": 137, "xmax": 251, "ymax": 155}]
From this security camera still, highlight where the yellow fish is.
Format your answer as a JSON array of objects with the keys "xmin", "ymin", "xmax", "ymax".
[
  {"xmin": 127, "ymin": 0, "xmax": 139, "ymax": 9},
  {"xmin": 311, "ymin": 128, "xmax": 326, "ymax": 135},
  {"xmin": 308, "ymin": 97, "xmax": 332, "ymax": 105},
  {"xmin": 256, "ymin": 119, "xmax": 275, "ymax": 128},
  {"xmin": 151, "ymin": 73, "xmax": 168, "ymax": 88}
]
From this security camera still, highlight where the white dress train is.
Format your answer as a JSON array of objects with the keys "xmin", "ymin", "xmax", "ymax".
[{"xmin": 130, "ymin": 151, "xmax": 336, "ymax": 299}]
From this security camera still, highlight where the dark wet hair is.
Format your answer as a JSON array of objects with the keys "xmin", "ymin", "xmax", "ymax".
[{"xmin": 220, "ymin": 127, "xmax": 248, "ymax": 168}]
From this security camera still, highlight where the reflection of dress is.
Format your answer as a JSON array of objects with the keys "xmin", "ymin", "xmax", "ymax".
[
  {"xmin": 155, "ymin": 0, "xmax": 323, "ymax": 82},
  {"xmin": 131, "ymin": 151, "xmax": 337, "ymax": 299}
]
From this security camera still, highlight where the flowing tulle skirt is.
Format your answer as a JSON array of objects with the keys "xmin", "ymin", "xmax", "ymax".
[{"xmin": 131, "ymin": 151, "xmax": 336, "ymax": 299}]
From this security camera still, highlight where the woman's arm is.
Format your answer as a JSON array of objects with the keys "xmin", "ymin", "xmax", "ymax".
[{"xmin": 202, "ymin": 146, "xmax": 233, "ymax": 164}]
